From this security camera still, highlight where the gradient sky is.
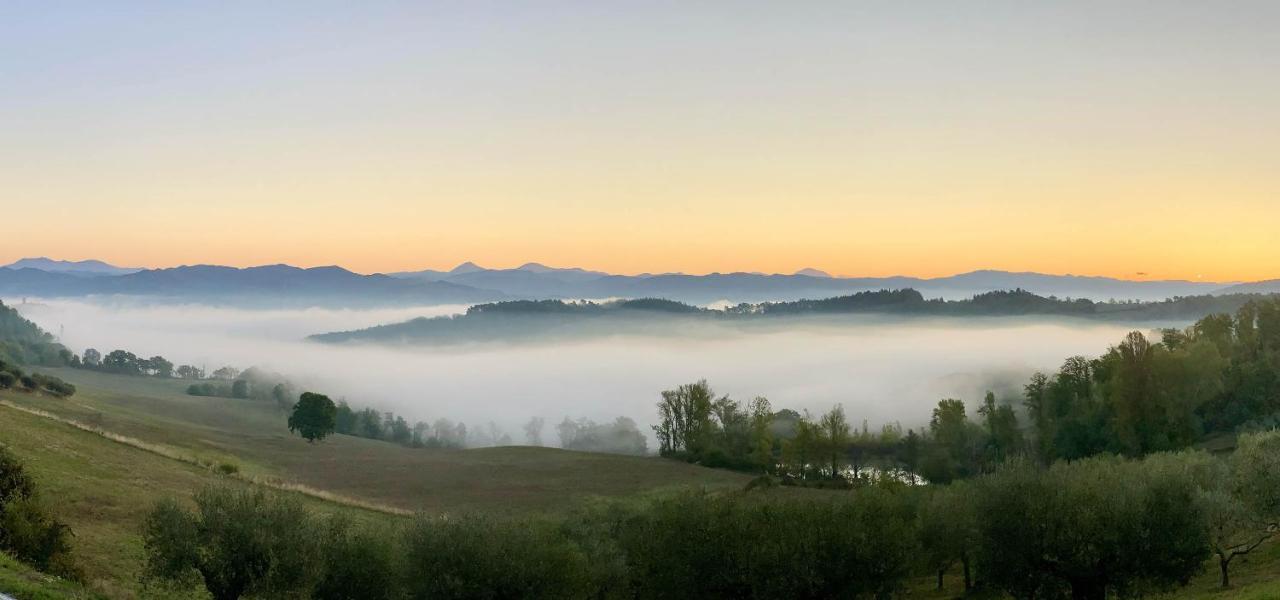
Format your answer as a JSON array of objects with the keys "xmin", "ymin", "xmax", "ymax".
[{"xmin": 3, "ymin": 2, "xmax": 1278, "ymax": 280}]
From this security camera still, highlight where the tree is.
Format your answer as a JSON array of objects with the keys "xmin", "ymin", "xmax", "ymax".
[
  {"xmin": 334, "ymin": 401, "xmax": 356, "ymax": 435},
  {"xmin": 175, "ymin": 364, "xmax": 204, "ymax": 379},
  {"xmin": 389, "ymin": 416, "xmax": 412, "ymax": 445},
  {"xmin": 1207, "ymin": 430, "xmax": 1280, "ymax": 587},
  {"xmin": 315, "ymin": 517, "xmax": 400, "ymax": 600},
  {"xmin": 146, "ymin": 355, "xmax": 174, "ymax": 378},
  {"xmin": 747, "ymin": 397, "xmax": 774, "ymax": 472},
  {"xmin": 231, "ymin": 379, "xmax": 250, "ymax": 399},
  {"xmin": 524, "ymin": 416, "xmax": 545, "ymax": 446},
  {"xmin": 977, "ymin": 391, "xmax": 1024, "ymax": 466},
  {"xmin": 81, "ymin": 348, "xmax": 101, "ymax": 367},
  {"xmin": 818, "ymin": 405, "xmax": 850, "ymax": 480},
  {"xmin": 211, "ymin": 366, "xmax": 240, "ymax": 380},
  {"xmin": 919, "ymin": 482, "xmax": 977, "ymax": 591},
  {"xmin": 142, "ymin": 487, "xmax": 321, "ymax": 600},
  {"xmin": 653, "ymin": 380, "xmax": 716, "ymax": 456},
  {"xmin": 974, "ymin": 456, "xmax": 1208, "ymax": 600},
  {"xmin": 288, "ymin": 392, "xmax": 337, "ymax": 443},
  {"xmin": 402, "ymin": 515, "xmax": 595, "ymax": 599},
  {"xmin": 101, "ymin": 349, "xmax": 141, "ymax": 375}
]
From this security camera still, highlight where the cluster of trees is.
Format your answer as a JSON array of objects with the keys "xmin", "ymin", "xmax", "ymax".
[
  {"xmin": 556, "ymin": 416, "xmax": 648, "ymax": 455},
  {"xmin": 186, "ymin": 367, "xmax": 295, "ymax": 409},
  {"xmin": 0, "ymin": 359, "xmax": 76, "ymax": 397},
  {"xmin": 141, "ymin": 432, "xmax": 1280, "ymax": 599},
  {"xmin": 652, "ymin": 381, "xmax": 775, "ymax": 470},
  {"xmin": 333, "ymin": 402, "xmax": 472, "ymax": 449},
  {"xmin": 907, "ymin": 298, "xmax": 1280, "ymax": 482},
  {"xmin": 661, "ymin": 299, "xmax": 1280, "ymax": 488},
  {"xmin": 0, "ymin": 447, "xmax": 77, "ymax": 579}
]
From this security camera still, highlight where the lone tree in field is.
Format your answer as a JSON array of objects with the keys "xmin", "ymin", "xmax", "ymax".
[{"xmin": 288, "ymin": 392, "xmax": 337, "ymax": 443}]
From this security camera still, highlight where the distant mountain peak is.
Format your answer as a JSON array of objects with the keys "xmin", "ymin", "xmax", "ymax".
[
  {"xmin": 516, "ymin": 262, "xmax": 555, "ymax": 273},
  {"xmin": 794, "ymin": 268, "xmax": 832, "ymax": 278},
  {"xmin": 449, "ymin": 261, "xmax": 485, "ymax": 274},
  {"xmin": 4, "ymin": 256, "xmax": 140, "ymax": 276}
]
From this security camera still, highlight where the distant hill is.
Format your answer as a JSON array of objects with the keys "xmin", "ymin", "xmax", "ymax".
[
  {"xmin": 0, "ymin": 264, "xmax": 506, "ymax": 307},
  {"xmin": 1, "ymin": 257, "xmax": 1244, "ymax": 307},
  {"xmin": 389, "ymin": 265, "xmax": 1226, "ymax": 304},
  {"xmin": 311, "ymin": 289, "xmax": 1278, "ymax": 346},
  {"xmin": 1215, "ymin": 279, "xmax": 1280, "ymax": 295},
  {"xmin": 4, "ymin": 257, "xmax": 140, "ymax": 277}
]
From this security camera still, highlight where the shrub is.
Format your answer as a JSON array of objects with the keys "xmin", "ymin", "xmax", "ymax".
[
  {"xmin": 0, "ymin": 447, "xmax": 77, "ymax": 578},
  {"xmin": 215, "ymin": 463, "xmax": 239, "ymax": 476},
  {"xmin": 315, "ymin": 517, "xmax": 401, "ymax": 600},
  {"xmin": 0, "ymin": 371, "xmax": 15, "ymax": 389},
  {"xmin": 607, "ymin": 489, "xmax": 917, "ymax": 598},
  {"xmin": 402, "ymin": 515, "xmax": 596, "ymax": 599},
  {"xmin": 142, "ymin": 487, "xmax": 322, "ymax": 600}
]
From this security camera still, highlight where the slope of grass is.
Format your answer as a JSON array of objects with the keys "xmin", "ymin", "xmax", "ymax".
[
  {"xmin": 0, "ymin": 368, "xmax": 747, "ymax": 597},
  {"xmin": 9, "ymin": 368, "xmax": 748, "ymax": 516},
  {"xmin": 0, "ymin": 552, "xmax": 100, "ymax": 600}
]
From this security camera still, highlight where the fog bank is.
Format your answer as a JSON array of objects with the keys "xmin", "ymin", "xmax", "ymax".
[{"xmin": 12, "ymin": 298, "xmax": 1184, "ymax": 444}]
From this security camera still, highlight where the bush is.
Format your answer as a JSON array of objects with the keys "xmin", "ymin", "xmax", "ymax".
[
  {"xmin": 0, "ymin": 447, "xmax": 77, "ymax": 578},
  {"xmin": 973, "ymin": 456, "xmax": 1209, "ymax": 599},
  {"xmin": 402, "ymin": 515, "xmax": 597, "ymax": 599},
  {"xmin": 605, "ymin": 489, "xmax": 916, "ymax": 598},
  {"xmin": 316, "ymin": 517, "xmax": 401, "ymax": 600},
  {"xmin": 142, "ymin": 487, "xmax": 322, "ymax": 600},
  {"xmin": 215, "ymin": 463, "xmax": 239, "ymax": 476},
  {"xmin": 0, "ymin": 371, "xmax": 15, "ymax": 389}
]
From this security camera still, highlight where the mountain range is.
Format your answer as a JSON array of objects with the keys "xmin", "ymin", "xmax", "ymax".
[{"xmin": 0, "ymin": 257, "xmax": 1258, "ymax": 307}]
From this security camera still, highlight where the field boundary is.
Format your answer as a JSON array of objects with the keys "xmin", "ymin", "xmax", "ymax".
[{"xmin": 0, "ymin": 399, "xmax": 413, "ymax": 516}]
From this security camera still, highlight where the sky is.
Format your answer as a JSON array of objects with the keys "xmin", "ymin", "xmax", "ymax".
[{"xmin": 2, "ymin": 2, "xmax": 1278, "ymax": 281}]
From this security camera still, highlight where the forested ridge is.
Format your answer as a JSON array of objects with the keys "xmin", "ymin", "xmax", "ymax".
[{"xmin": 311, "ymin": 289, "xmax": 1278, "ymax": 344}]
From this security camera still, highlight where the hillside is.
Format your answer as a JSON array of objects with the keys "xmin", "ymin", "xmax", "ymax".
[
  {"xmin": 2, "ymin": 259, "xmax": 1239, "ymax": 306},
  {"xmin": 0, "ymin": 264, "xmax": 505, "ymax": 308},
  {"xmin": 0, "ymin": 299, "xmax": 71, "ymax": 365},
  {"xmin": 310, "ymin": 290, "xmax": 1278, "ymax": 345},
  {"xmin": 0, "ymin": 368, "xmax": 747, "ymax": 597}
]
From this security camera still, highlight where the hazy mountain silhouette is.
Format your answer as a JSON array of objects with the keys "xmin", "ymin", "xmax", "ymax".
[
  {"xmin": 0, "ymin": 258, "xmax": 1245, "ymax": 306},
  {"xmin": 1215, "ymin": 279, "xmax": 1280, "ymax": 295},
  {"xmin": 3, "ymin": 257, "xmax": 140, "ymax": 277},
  {"xmin": 0, "ymin": 263, "xmax": 504, "ymax": 307}
]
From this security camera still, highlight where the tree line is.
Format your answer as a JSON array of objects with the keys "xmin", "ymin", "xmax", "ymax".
[
  {"xmin": 653, "ymin": 298, "xmax": 1280, "ymax": 487},
  {"xmin": 138, "ymin": 430, "xmax": 1280, "ymax": 599}
]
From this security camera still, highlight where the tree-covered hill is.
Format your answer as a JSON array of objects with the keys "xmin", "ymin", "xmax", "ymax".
[
  {"xmin": 0, "ymin": 300, "xmax": 72, "ymax": 366},
  {"xmin": 311, "ymin": 290, "xmax": 1278, "ymax": 345}
]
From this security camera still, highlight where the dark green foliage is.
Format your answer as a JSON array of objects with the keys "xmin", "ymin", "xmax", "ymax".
[
  {"xmin": 230, "ymin": 379, "xmax": 249, "ymax": 399},
  {"xmin": 604, "ymin": 489, "xmax": 916, "ymax": 599},
  {"xmin": 142, "ymin": 487, "xmax": 321, "ymax": 600},
  {"xmin": 0, "ymin": 447, "xmax": 77, "ymax": 577},
  {"xmin": 315, "ymin": 517, "xmax": 401, "ymax": 600},
  {"xmin": 1018, "ymin": 298, "xmax": 1280, "ymax": 464},
  {"xmin": 402, "ymin": 515, "xmax": 596, "ymax": 600},
  {"xmin": 653, "ymin": 381, "xmax": 776, "ymax": 471},
  {"xmin": 101, "ymin": 349, "xmax": 142, "ymax": 375},
  {"xmin": 0, "ymin": 361, "xmax": 75, "ymax": 397},
  {"xmin": 973, "ymin": 456, "xmax": 1209, "ymax": 600},
  {"xmin": 186, "ymin": 382, "xmax": 231, "ymax": 397},
  {"xmin": 288, "ymin": 392, "xmax": 337, "ymax": 443},
  {"xmin": 0, "ymin": 300, "xmax": 73, "ymax": 366}
]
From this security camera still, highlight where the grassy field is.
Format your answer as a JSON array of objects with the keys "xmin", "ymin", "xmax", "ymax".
[
  {"xmin": 0, "ymin": 368, "xmax": 748, "ymax": 597},
  {"xmin": 0, "ymin": 553, "xmax": 98, "ymax": 600}
]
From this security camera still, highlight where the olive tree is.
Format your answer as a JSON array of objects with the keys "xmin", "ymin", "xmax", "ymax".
[{"xmin": 142, "ymin": 487, "xmax": 321, "ymax": 600}]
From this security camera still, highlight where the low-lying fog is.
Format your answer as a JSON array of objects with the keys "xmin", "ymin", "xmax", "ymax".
[{"xmin": 13, "ymin": 298, "xmax": 1184, "ymax": 446}]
